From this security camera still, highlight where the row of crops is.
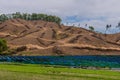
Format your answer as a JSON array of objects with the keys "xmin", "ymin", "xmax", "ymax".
[{"xmin": 0, "ymin": 56, "xmax": 120, "ymax": 68}]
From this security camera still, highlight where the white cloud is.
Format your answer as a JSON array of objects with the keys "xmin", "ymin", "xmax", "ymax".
[{"xmin": 0, "ymin": 0, "xmax": 120, "ymax": 33}]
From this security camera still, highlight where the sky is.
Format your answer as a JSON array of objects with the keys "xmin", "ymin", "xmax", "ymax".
[{"xmin": 0, "ymin": 0, "xmax": 120, "ymax": 33}]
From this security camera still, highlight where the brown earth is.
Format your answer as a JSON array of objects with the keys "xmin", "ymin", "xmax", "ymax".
[{"xmin": 0, "ymin": 19, "xmax": 120, "ymax": 56}]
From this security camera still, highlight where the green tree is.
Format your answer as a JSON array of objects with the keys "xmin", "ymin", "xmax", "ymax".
[
  {"xmin": 12, "ymin": 12, "xmax": 22, "ymax": 19},
  {"xmin": 22, "ymin": 13, "xmax": 28, "ymax": 20},
  {"xmin": 0, "ymin": 39, "xmax": 8, "ymax": 54},
  {"xmin": 0, "ymin": 14, "xmax": 8, "ymax": 22},
  {"xmin": 0, "ymin": 12, "xmax": 62, "ymax": 24},
  {"xmin": 37, "ymin": 14, "xmax": 44, "ymax": 20},
  {"xmin": 31, "ymin": 13, "xmax": 38, "ymax": 20},
  {"xmin": 89, "ymin": 26, "xmax": 94, "ymax": 31}
]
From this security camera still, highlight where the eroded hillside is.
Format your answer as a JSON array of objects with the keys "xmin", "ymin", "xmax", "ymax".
[{"xmin": 0, "ymin": 19, "xmax": 120, "ymax": 55}]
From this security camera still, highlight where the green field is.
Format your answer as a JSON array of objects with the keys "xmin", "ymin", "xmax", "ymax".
[{"xmin": 0, "ymin": 63, "xmax": 120, "ymax": 80}]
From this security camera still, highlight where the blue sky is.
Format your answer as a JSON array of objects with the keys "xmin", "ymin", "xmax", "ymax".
[{"xmin": 0, "ymin": 0, "xmax": 120, "ymax": 33}]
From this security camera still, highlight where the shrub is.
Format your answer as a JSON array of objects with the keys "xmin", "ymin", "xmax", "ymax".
[
  {"xmin": 0, "ymin": 39, "xmax": 8, "ymax": 54},
  {"xmin": 16, "ymin": 46, "xmax": 27, "ymax": 52}
]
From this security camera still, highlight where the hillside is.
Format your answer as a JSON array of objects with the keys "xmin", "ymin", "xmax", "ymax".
[{"xmin": 0, "ymin": 19, "xmax": 120, "ymax": 55}]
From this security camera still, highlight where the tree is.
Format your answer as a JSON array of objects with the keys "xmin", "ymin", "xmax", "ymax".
[
  {"xmin": 31, "ymin": 13, "xmax": 38, "ymax": 20},
  {"xmin": 55, "ymin": 16, "xmax": 61, "ymax": 24},
  {"xmin": 105, "ymin": 24, "xmax": 111, "ymax": 34},
  {"xmin": 89, "ymin": 26, "xmax": 94, "ymax": 31},
  {"xmin": 37, "ymin": 14, "xmax": 45, "ymax": 20},
  {"xmin": 84, "ymin": 24, "xmax": 88, "ymax": 28},
  {"xmin": 12, "ymin": 12, "xmax": 22, "ymax": 19},
  {"xmin": 0, "ymin": 12, "xmax": 62, "ymax": 24},
  {"xmin": 0, "ymin": 14, "xmax": 8, "ymax": 22},
  {"xmin": 0, "ymin": 39, "xmax": 8, "ymax": 54},
  {"xmin": 116, "ymin": 22, "xmax": 120, "ymax": 29},
  {"xmin": 22, "ymin": 13, "xmax": 28, "ymax": 20}
]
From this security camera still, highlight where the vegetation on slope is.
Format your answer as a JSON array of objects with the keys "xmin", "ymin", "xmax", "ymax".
[
  {"xmin": 0, "ymin": 12, "xmax": 61, "ymax": 24},
  {"xmin": 0, "ymin": 39, "xmax": 7, "ymax": 54}
]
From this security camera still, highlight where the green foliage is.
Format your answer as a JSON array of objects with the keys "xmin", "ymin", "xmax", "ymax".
[
  {"xmin": 0, "ymin": 63, "xmax": 120, "ymax": 80},
  {"xmin": 0, "ymin": 39, "xmax": 8, "ymax": 54},
  {"xmin": 0, "ymin": 12, "xmax": 62, "ymax": 24},
  {"xmin": 89, "ymin": 26, "xmax": 94, "ymax": 31}
]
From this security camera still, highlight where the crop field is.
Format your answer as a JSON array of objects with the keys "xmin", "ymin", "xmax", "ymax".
[
  {"xmin": 0, "ymin": 56, "xmax": 120, "ymax": 68},
  {"xmin": 0, "ymin": 63, "xmax": 120, "ymax": 80}
]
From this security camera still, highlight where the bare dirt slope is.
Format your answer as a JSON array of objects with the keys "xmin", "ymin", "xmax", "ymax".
[{"xmin": 0, "ymin": 19, "xmax": 120, "ymax": 55}]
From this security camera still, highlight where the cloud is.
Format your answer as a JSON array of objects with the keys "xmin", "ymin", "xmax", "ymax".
[{"xmin": 0, "ymin": 0, "xmax": 120, "ymax": 33}]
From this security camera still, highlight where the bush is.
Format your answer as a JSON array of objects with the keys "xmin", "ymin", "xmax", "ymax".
[
  {"xmin": 0, "ymin": 39, "xmax": 8, "ymax": 54},
  {"xmin": 16, "ymin": 46, "xmax": 27, "ymax": 52}
]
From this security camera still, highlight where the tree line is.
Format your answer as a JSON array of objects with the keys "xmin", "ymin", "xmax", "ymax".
[{"xmin": 0, "ymin": 12, "xmax": 62, "ymax": 24}]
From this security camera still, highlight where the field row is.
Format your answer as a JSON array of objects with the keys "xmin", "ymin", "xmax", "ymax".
[{"xmin": 0, "ymin": 63, "xmax": 120, "ymax": 80}]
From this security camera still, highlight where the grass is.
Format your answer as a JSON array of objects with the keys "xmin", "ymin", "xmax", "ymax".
[{"xmin": 0, "ymin": 63, "xmax": 120, "ymax": 80}]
